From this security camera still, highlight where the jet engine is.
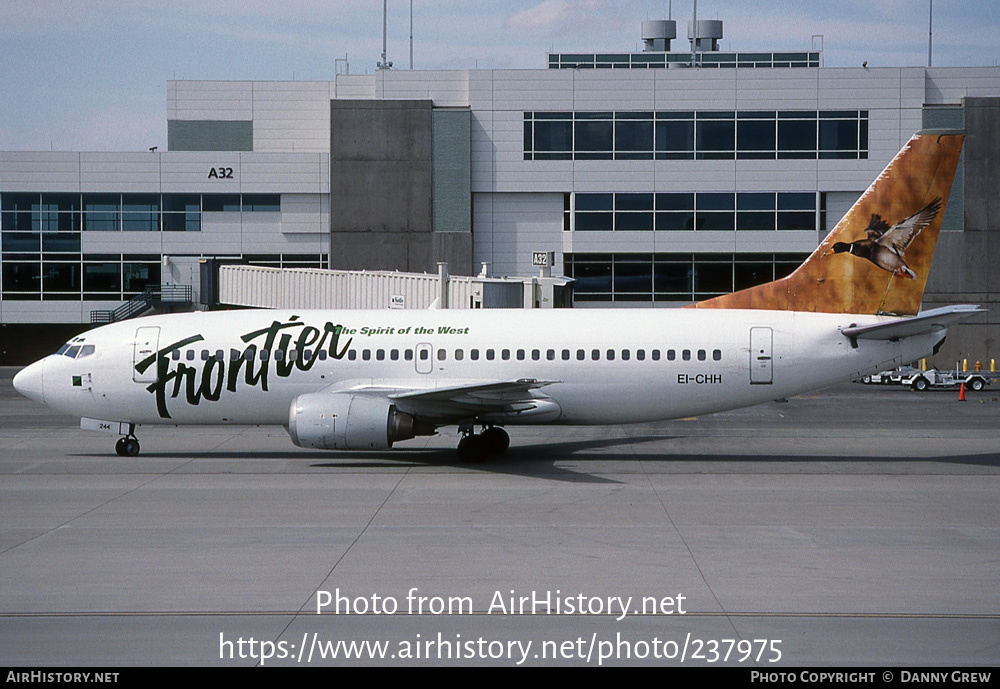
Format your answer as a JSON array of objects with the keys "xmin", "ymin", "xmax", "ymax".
[{"xmin": 287, "ymin": 392, "xmax": 435, "ymax": 450}]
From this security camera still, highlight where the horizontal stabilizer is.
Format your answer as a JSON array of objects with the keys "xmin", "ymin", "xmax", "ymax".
[{"xmin": 841, "ymin": 305, "xmax": 985, "ymax": 341}]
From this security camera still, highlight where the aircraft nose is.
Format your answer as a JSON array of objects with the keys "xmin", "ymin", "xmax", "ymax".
[{"xmin": 13, "ymin": 359, "xmax": 45, "ymax": 404}]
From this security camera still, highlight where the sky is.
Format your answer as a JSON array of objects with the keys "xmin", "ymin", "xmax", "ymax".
[{"xmin": 2, "ymin": 0, "xmax": 999, "ymax": 152}]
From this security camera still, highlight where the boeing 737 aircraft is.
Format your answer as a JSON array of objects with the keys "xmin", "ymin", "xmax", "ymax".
[{"xmin": 13, "ymin": 130, "xmax": 981, "ymax": 461}]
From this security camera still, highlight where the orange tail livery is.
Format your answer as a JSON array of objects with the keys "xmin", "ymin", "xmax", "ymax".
[{"xmin": 690, "ymin": 130, "xmax": 964, "ymax": 316}]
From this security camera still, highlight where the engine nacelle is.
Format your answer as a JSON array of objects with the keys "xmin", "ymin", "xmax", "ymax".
[{"xmin": 287, "ymin": 392, "xmax": 433, "ymax": 450}]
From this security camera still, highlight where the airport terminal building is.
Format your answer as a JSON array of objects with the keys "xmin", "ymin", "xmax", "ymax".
[{"xmin": 2, "ymin": 19, "xmax": 999, "ymax": 364}]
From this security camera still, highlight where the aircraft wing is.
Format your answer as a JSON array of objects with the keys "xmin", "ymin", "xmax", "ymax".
[
  {"xmin": 841, "ymin": 304, "xmax": 985, "ymax": 341},
  {"xmin": 322, "ymin": 378, "xmax": 562, "ymax": 422}
]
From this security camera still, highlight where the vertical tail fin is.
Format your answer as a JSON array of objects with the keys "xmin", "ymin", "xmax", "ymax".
[{"xmin": 690, "ymin": 130, "xmax": 964, "ymax": 316}]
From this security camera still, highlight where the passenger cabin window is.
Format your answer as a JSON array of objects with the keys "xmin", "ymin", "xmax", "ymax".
[
  {"xmin": 562, "ymin": 349, "xmax": 570, "ymax": 360},
  {"xmin": 697, "ymin": 349, "xmax": 706, "ymax": 361},
  {"xmin": 577, "ymin": 349, "xmax": 585, "ymax": 360},
  {"xmin": 348, "ymin": 350, "xmax": 357, "ymax": 361},
  {"xmin": 637, "ymin": 349, "xmax": 645, "ymax": 360},
  {"xmin": 437, "ymin": 349, "xmax": 446, "ymax": 361},
  {"xmin": 501, "ymin": 349, "xmax": 510, "ymax": 360},
  {"xmin": 682, "ymin": 350, "xmax": 691, "ymax": 361},
  {"xmin": 713, "ymin": 349, "xmax": 722, "ymax": 361},
  {"xmin": 455, "ymin": 349, "xmax": 464, "ymax": 361},
  {"xmin": 606, "ymin": 349, "xmax": 615, "ymax": 361},
  {"xmin": 391, "ymin": 349, "xmax": 400, "ymax": 361},
  {"xmin": 532, "ymin": 349, "xmax": 541, "ymax": 361},
  {"xmin": 486, "ymin": 349, "xmax": 495, "ymax": 360},
  {"xmin": 471, "ymin": 349, "xmax": 479, "ymax": 360},
  {"xmin": 547, "ymin": 349, "xmax": 556, "ymax": 361},
  {"xmin": 652, "ymin": 349, "xmax": 661, "ymax": 361},
  {"xmin": 667, "ymin": 350, "xmax": 676, "ymax": 361},
  {"xmin": 363, "ymin": 350, "xmax": 371, "ymax": 361}
]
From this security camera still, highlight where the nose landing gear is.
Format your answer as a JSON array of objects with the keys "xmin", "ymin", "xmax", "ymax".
[
  {"xmin": 115, "ymin": 435, "xmax": 140, "ymax": 457},
  {"xmin": 457, "ymin": 424, "xmax": 510, "ymax": 463}
]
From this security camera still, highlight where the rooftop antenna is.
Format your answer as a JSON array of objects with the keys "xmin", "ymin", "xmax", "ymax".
[
  {"xmin": 928, "ymin": 0, "xmax": 933, "ymax": 67},
  {"xmin": 691, "ymin": 0, "xmax": 697, "ymax": 67},
  {"xmin": 377, "ymin": 0, "xmax": 392, "ymax": 70}
]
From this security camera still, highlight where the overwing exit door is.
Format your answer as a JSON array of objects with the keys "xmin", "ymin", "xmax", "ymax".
[{"xmin": 415, "ymin": 343, "xmax": 433, "ymax": 374}]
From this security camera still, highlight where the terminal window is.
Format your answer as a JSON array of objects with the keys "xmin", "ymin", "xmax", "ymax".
[
  {"xmin": 565, "ymin": 251, "xmax": 810, "ymax": 302},
  {"xmin": 524, "ymin": 110, "xmax": 868, "ymax": 161},
  {"xmin": 570, "ymin": 192, "xmax": 816, "ymax": 233}
]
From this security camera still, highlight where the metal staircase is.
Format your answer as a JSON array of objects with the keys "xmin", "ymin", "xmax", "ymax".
[{"xmin": 90, "ymin": 285, "xmax": 193, "ymax": 324}]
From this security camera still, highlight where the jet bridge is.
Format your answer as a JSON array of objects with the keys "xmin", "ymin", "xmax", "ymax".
[{"xmin": 204, "ymin": 263, "xmax": 573, "ymax": 310}]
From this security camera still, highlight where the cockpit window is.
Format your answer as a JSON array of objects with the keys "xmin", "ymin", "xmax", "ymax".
[
  {"xmin": 57, "ymin": 342, "xmax": 96, "ymax": 359},
  {"xmin": 57, "ymin": 336, "xmax": 88, "ymax": 357}
]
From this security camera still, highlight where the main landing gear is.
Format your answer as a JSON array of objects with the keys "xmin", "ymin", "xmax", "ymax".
[
  {"xmin": 115, "ymin": 435, "xmax": 140, "ymax": 457},
  {"xmin": 457, "ymin": 425, "xmax": 510, "ymax": 463}
]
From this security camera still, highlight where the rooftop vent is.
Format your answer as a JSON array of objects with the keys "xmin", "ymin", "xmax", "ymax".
[
  {"xmin": 641, "ymin": 20, "xmax": 677, "ymax": 52},
  {"xmin": 688, "ymin": 19, "xmax": 723, "ymax": 52}
]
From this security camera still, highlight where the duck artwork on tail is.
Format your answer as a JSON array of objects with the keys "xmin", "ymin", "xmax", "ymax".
[
  {"xmin": 690, "ymin": 130, "xmax": 964, "ymax": 316},
  {"xmin": 827, "ymin": 198, "xmax": 942, "ymax": 280}
]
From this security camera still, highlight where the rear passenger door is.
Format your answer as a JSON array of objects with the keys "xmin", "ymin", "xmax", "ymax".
[{"xmin": 749, "ymin": 327, "xmax": 773, "ymax": 385}]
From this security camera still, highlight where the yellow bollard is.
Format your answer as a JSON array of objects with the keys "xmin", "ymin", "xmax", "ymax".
[
  {"xmin": 963, "ymin": 358, "xmax": 967, "ymax": 372},
  {"xmin": 921, "ymin": 358, "xmax": 927, "ymax": 371}
]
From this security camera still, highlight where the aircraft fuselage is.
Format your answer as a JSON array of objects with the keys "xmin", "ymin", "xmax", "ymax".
[{"xmin": 15, "ymin": 307, "xmax": 935, "ymax": 429}]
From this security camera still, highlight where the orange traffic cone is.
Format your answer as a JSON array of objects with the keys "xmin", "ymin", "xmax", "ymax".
[{"xmin": 959, "ymin": 383, "xmax": 966, "ymax": 401}]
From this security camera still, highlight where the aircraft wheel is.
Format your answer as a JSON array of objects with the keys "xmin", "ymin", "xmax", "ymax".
[
  {"xmin": 123, "ymin": 438, "xmax": 140, "ymax": 457},
  {"xmin": 481, "ymin": 426, "xmax": 510, "ymax": 455},
  {"xmin": 457, "ymin": 435, "xmax": 485, "ymax": 463},
  {"xmin": 115, "ymin": 437, "xmax": 127, "ymax": 456}
]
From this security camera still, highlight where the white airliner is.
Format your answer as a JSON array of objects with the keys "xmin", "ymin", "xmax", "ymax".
[{"xmin": 13, "ymin": 130, "xmax": 980, "ymax": 461}]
